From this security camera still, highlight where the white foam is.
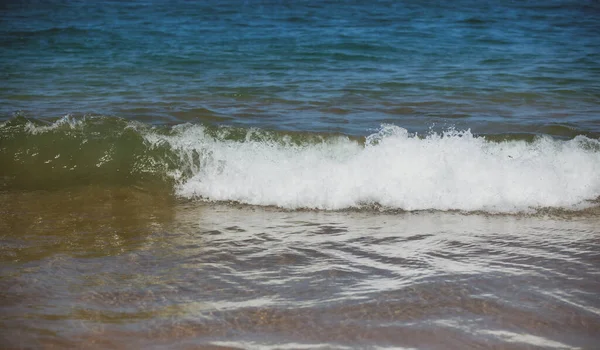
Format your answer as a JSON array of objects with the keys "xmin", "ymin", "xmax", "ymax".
[
  {"xmin": 146, "ymin": 124, "xmax": 600, "ymax": 213},
  {"xmin": 24, "ymin": 115, "xmax": 84, "ymax": 134}
]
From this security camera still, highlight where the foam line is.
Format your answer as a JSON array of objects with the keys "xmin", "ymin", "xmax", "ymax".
[{"xmin": 146, "ymin": 124, "xmax": 600, "ymax": 212}]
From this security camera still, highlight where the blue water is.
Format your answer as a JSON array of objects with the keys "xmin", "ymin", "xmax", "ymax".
[{"xmin": 2, "ymin": 0, "xmax": 599, "ymax": 136}]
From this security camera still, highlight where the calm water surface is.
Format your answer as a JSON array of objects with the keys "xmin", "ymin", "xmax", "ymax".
[{"xmin": 2, "ymin": 0, "xmax": 600, "ymax": 135}]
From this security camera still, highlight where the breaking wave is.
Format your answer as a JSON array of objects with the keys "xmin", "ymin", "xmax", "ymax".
[{"xmin": 2, "ymin": 115, "xmax": 600, "ymax": 213}]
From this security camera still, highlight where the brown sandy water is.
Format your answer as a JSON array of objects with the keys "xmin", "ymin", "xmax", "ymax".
[{"xmin": 1, "ymin": 187, "xmax": 599, "ymax": 349}]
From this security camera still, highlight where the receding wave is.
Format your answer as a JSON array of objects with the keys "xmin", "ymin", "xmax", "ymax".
[{"xmin": 2, "ymin": 116, "xmax": 600, "ymax": 213}]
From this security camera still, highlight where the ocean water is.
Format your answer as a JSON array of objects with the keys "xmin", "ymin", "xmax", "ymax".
[{"xmin": 1, "ymin": 1, "xmax": 600, "ymax": 349}]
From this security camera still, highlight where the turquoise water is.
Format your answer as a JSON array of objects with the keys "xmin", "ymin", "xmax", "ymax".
[{"xmin": 2, "ymin": 0, "xmax": 599, "ymax": 135}]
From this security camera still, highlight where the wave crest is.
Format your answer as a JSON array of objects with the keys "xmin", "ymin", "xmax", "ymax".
[
  {"xmin": 147, "ymin": 124, "xmax": 600, "ymax": 212},
  {"xmin": 2, "ymin": 116, "xmax": 599, "ymax": 212}
]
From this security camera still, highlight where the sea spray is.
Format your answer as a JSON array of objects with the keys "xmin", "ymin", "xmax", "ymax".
[
  {"xmin": 2, "ymin": 116, "xmax": 599, "ymax": 212},
  {"xmin": 146, "ymin": 123, "xmax": 600, "ymax": 212}
]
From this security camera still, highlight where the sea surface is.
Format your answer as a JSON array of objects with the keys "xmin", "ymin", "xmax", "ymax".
[{"xmin": 1, "ymin": 1, "xmax": 600, "ymax": 349}]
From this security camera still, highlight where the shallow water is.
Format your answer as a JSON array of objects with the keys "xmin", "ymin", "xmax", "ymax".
[
  {"xmin": 1, "ymin": 188, "xmax": 600, "ymax": 349},
  {"xmin": 2, "ymin": 0, "xmax": 600, "ymax": 348}
]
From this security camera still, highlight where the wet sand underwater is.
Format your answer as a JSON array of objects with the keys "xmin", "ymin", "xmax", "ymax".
[{"xmin": 1, "ymin": 187, "xmax": 599, "ymax": 349}]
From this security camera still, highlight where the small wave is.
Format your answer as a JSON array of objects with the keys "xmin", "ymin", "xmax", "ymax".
[
  {"xmin": 4, "ymin": 26, "xmax": 110, "ymax": 40},
  {"xmin": 0, "ymin": 116, "xmax": 176, "ymax": 191},
  {"xmin": 2, "ymin": 116, "xmax": 599, "ymax": 213},
  {"xmin": 146, "ymin": 123, "xmax": 600, "ymax": 213},
  {"xmin": 459, "ymin": 17, "xmax": 488, "ymax": 25}
]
